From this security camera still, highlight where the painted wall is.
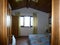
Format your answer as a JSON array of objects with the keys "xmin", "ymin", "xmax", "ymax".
[{"xmin": 12, "ymin": 8, "xmax": 49, "ymax": 36}]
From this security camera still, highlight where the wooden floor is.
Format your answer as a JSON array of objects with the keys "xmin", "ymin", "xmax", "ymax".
[{"xmin": 16, "ymin": 36, "xmax": 29, "ymax": 45}]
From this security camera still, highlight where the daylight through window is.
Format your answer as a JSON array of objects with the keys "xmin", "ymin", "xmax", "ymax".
[{"xmin": 19, "ymin": 16, "xmax": 33, "ymax": 27}]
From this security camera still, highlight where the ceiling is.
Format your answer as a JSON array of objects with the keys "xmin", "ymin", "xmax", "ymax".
[{"xmin": 8, "ymin": 0, "xmax": 51, "ymax": 13}]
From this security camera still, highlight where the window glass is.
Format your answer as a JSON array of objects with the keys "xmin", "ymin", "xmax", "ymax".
[
  {"xmin": 20, "ymin": 16, "xmax": 33, "ymax": 27},
  {"xmin": 31, "ymin": 17, "xmax": 33, "ymax": 26},
  {"xmin": 7, "ymin": 15, "xmax": 10, "ymax": 27},
  {"xmin": 24, "ymin": 17, "xmax": 30, "ymax": 26}
]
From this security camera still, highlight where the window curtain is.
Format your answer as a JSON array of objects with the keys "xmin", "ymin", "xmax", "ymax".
[
  {"xmin": 15, "ymin": 12, "xmax": 21, "ymax": 36},
  {"xmin": 33, "ymin": 13, "xmax": 38, "ymax": 34}
]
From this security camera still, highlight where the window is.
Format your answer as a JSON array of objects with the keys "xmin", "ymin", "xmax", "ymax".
[
  {"xmin": 19, "ymin": 16, "xmax": 33, "ymax": 27},
  {"xmin": 6, "ymin": 15, "xmax": 11, "ymax": 27},
  {"xmin": 31, "ymin": 17, "xmax": 33, "ymax": 26},
  {"xmin": 24, "ymin": 17, "xmax": 30, "ymax": 26}
]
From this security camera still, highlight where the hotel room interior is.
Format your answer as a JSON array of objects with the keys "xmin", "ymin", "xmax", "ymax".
[{"xmin": 0, "ymin": 0, "xmax": 60, "ymax": 45}]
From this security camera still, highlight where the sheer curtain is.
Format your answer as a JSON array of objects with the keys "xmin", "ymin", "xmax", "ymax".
[{"xmin": 33, "ymin": 13, "xmax": 38, "ymax": 34}]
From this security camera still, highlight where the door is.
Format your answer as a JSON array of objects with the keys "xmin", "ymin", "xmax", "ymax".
[{"xmin": 51, "ymin": 0, "xmax": 60, "ymax": 45}]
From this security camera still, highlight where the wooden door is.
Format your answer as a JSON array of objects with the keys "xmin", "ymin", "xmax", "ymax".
[
  {"xmin": 51, "ymin": 0, "xmax": 60, "ymax": 45},
  {"xmin": 0, "ymin": 0, "xmax": 8, "ymax": 45},
  {"xmin": 0, "ymin": 0, "xmax": 12, "ymax": 45},
  {"xmin": 12, "ymin": 16, "xmax": 19, "ymax": 37},
  {"xmin": 7, "ymin": 2, "xmax": 12, "ymax": 44}
]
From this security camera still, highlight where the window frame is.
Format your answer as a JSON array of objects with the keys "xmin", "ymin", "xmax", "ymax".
[{"xmin": 20, "ymin": 16, "xmax": 33, "ymax": 27}]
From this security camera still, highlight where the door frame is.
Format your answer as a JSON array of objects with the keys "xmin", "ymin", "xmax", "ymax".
[{"xmin": 51, "ymin": 0, "xmax": 60, "ymax": 45}]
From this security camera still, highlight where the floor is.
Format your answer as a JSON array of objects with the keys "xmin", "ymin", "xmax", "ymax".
[{"xmin": 16, "ymin": 36, "xmax": 29, "ymax": 45}]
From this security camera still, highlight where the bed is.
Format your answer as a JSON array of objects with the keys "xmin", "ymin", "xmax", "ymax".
[{"xmin": 29, "ymin": 34, "xmax": 50, "ymax": 45}]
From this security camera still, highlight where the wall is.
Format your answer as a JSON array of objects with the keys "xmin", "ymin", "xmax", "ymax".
[{"xmin": 12, "ymin": 8, "xmax": 49, "ymax": 36}]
